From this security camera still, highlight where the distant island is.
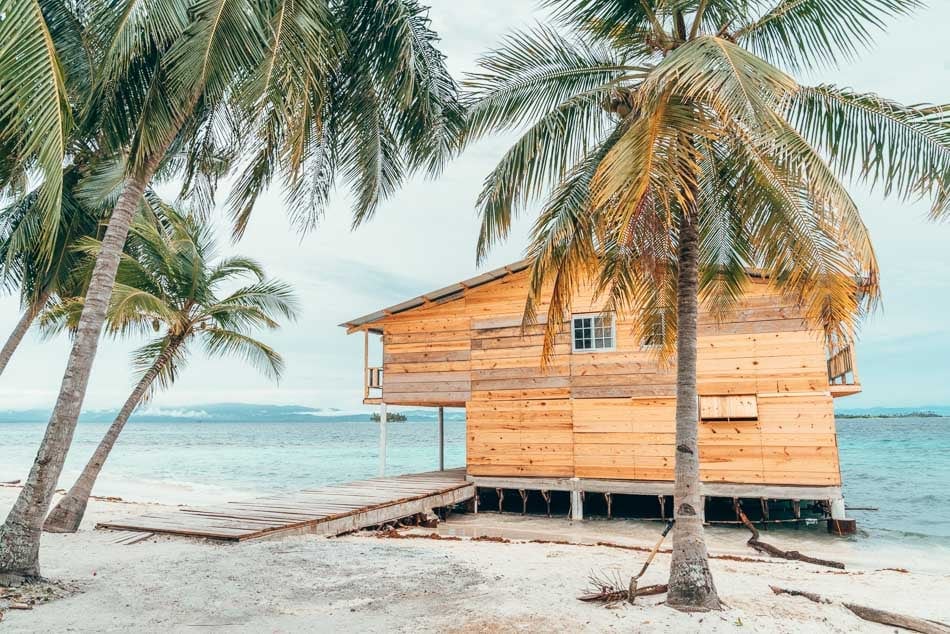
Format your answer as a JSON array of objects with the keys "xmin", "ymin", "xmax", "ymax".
[
  {"xmin": 369, "ymin": 412, "xmax": 408, "ymax": 422},
  {"xmin": 836, "ymin": 411, "xmax": 945, "ymax": 419},
  {"xmin": 0, "ymin": 403, "xmax": 466, "ymax": 424}
]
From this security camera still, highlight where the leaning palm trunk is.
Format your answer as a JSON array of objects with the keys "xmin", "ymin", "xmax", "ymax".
[
  {"xmin": 666, "ymin": 210, "xmax": 721, "ymax": 611},
  {"xmin": 0, "ymin": 291, "xmax": 50, "ymax": 377},
  {"xmin": 44, "ymin": 337, "xmax": 183, "ymax": 534},
  {"xmin": 0, "ymin": 162, "xmax": 159, "ymax": 584}
]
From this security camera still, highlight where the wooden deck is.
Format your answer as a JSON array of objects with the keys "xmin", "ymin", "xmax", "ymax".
[{"xmin": 97, "ymin": 469, "xmax": 473, "ymax": 542}]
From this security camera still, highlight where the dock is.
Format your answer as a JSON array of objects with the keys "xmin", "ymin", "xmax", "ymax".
[{"xmin": 97, "ymin": 469, "xmax": 473, "ymax": 542}]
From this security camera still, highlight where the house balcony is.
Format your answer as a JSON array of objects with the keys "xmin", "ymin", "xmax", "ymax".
[{"xmin": 827, "ymin": 344, "xmax": 861, "ymax": 397}]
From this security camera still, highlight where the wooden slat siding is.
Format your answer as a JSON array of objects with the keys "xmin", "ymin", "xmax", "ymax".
[
  {"xmin": 467, "ymin": 391, "xmax": 573, "ymax": 477},
  {"xmin": 468, "ymin": 355, "xmax": 573, "ymax": 477},
  {"xmin": 572, "ymin": 394, "xmax": 840, "ymax": 485},
  {"xmin": 362, "ymin": 269, "xmax": 846, "ymax": 488},
  {"xmin": 381, "ymin": 298, "xmax": 472, "ymax": 406},
  {"xmin": 573, "ymin": 398, "xmax": 674, "ymax": 480}
]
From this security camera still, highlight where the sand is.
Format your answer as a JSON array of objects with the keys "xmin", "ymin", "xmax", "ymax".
[{"xmin": 1, "ymin": 486, "xmax": 948, "ymax": 633}]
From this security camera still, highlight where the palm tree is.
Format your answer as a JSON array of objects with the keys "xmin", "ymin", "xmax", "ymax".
[
  {"xmin": 461, "ymin": 1, "xmax": 950, "ymax": 611},
  {"xmin": 0, "ymin": 161, "xmax": 168, "ymax": 376},
  {"xmin": 0, "ymin": 0, "xmax": 462, "ymax": 584},
  {"xmin": 41, "ymin": 207, "xmax": 298, "ymax": 533},
  {"xmin": 0, "ymin": 167, "xmax": 98, "ymax": 375}
]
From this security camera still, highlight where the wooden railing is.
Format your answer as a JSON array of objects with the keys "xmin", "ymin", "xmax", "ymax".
[
  {"xmin": 827, "ymin": 345, "xmax": 857, "ymax": 385},
  {"xmin": 362, "ymin": 330, "xmax": 383, "ymax": 402},
  {"xmin": 367, "ymin": 366, "xmax": 384, "ymax": 391}
]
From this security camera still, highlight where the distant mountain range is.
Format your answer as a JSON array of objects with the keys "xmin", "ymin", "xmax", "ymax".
[
  {"xmin": 0, "ymin": 402, "xmax": 945, "ymax": 423},
  {"xmin": 0, "ymin": 403, "xmax": 467, "ymax": 423}
]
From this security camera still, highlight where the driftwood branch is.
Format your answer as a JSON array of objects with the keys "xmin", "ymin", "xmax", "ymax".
[
  {"xmin": 579, "ymin": 572, "xmax": 668, "ymax": 604},
  {"xmin": 770, "ymin": 586, "xmax": 950, "ymax": 634},
  {"xmin": 580, "ymin": 521, "xmax": 674, "ymax": 606},
  {"xmin": 733, "ymin": 499, "xmax": 845, "ymax": 569}
]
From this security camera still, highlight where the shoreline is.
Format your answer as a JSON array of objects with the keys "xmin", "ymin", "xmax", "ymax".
[{"xmin": 2, "ymin": 487, "xmax": 950, "ymax": 632}]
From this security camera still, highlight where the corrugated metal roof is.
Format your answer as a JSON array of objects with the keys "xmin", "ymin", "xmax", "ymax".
[{"xmin": 340, "ymin": 259, "xmax": 531, "ymax": 331}]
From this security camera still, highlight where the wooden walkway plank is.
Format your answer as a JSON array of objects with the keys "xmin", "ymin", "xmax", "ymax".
[{"xmin": 97, "ymin": 470, "xmax": 473, "ymax": 542}]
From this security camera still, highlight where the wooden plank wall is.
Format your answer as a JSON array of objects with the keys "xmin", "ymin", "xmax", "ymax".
[
  {"xmin": 465, "ymin": 274, "xmax": 575, "ymax": 476},
  {"xmin": 375, "ymin": 270, "xmax": 841, "ymax": 486},
  {"xmin": 381, "ymin": 299, "xmax": 472, "ymax": 406}
]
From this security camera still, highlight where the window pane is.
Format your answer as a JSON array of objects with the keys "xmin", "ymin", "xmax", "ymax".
[{"xmin": 573, "ymin": 314, "xmax": 615, "ymax": 351}]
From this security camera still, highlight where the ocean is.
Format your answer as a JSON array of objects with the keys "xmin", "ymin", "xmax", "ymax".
[{"xmin": 1, "ymin": 416, "xmax": 947, "ymax": 544}]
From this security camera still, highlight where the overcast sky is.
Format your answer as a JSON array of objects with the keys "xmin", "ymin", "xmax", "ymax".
[{"xmin": 1, "ymin": 2, "xmax": 949, "ymax": 412}]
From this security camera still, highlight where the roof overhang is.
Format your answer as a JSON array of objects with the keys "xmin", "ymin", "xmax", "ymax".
[{"xmin": 340, "ymin": 259, "xmax": 531, "ymax": 332}]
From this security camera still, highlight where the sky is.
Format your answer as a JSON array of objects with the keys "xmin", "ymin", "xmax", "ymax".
[{"xmin": 1, "ymin": 1, "xmax": 949, "ymax": 412}]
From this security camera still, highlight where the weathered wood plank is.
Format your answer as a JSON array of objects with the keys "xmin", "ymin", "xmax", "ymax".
[{"xmin": 97, "ymin": 470, "xmax": 473, "ymax": 541}]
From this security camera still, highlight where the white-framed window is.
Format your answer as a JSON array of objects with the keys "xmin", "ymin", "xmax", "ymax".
[
  {"xmin": 572, "ymin": 312, "xmax": 615, "ymax": 352},
  {"xmin": 641, "ymin": 313, "xmax": 666, "ymax": 349}
]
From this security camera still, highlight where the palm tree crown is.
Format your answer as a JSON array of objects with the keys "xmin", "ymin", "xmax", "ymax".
[
  {"xmin": 42, "ymin": 206, "xmax": 299, "ymax": 387},
  {"xmin": 39, "ymin": 205, "xmax": 298, "ymax": 533},
  {"xmin": 463, "ymin": 0, "xmax": 949, "ymax": 355}
]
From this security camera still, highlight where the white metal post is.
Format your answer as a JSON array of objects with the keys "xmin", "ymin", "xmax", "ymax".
[
  {"xmin": 438, "ymin": 406, "xmax": 445, "ymax": 471},
  {"xmin": 830, "ymin": 497, "xmax": 846, "ymax": 520},
  {"xmin": 379, "ymin": 401, "xmax": 387, "ymax": 476}
]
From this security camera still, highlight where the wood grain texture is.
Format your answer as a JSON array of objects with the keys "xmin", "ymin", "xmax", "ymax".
[{"xmin": 364, "ymin": 269, "xmax": 847, "ymax": 486}]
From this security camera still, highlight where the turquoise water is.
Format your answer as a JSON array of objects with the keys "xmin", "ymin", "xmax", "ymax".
[
  {"xmin": 0, "ymin": 416, "xmax": 947, "ymax": 543},
  {"xmin": 836, "ymin": 417, "xmax": 950, "ymax": 542}
]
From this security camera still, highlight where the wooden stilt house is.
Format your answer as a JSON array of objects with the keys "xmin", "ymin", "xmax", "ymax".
[{"xmin": 342, "ymin": 260, "xmax": 861, "ymax": 527}]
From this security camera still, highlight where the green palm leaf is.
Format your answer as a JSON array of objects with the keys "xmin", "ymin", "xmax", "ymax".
[
  {"xmin": 734, "ymin": 0, "xmax": 922, "ymax": 71},
  {"xmin": 0, "ymin": 0, "xmax": 74, "ymax": 256}
]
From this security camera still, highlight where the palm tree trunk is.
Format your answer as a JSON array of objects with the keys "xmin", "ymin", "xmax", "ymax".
[
  {"xmin": 0, "ymin": 291, "xmax": 51, "ymax": 377},
  {"xmin": 666, "ymin": 209, "xmax": 721, "ymax": 611},
  {"xmin": 0, "ymin": 160, "xmax": 159, "ymax": 585},
  {"xmin": 44, "ymin": 337, "xmax": 182, "ymax": 534}
]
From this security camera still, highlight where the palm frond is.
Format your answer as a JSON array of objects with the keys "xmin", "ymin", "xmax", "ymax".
[
  {"xmin": 733, "ymin": 0, "xmax": 922, "ymax": 71},
  {"xmin": 130, "ymin": 335, "xmax": 191, "ymax": 399},
  {"xmin": 464, "ymin": 24, "xmax": 639, "ymax": 140},
  {"xmin": 208, "ymin": 280, "xmax": 300, "ymax": 327},
  {"xmin": 208, "ymin": 256, "xmax": 266, "ymax": 284},
  {"xmin": 638, "ymin": 35, "xmax": 797, "ymax": 130},
  {"xmin": 788, "ymin": 85, "xmax": 950, "ymax": 219},
  {"xmin": 106, "ymin": 283, "xmax": 178, "ymax": 337},
  {"xmin": 0, "ymin": 0, "xmax": 74, "ymax": 256},
  {"xmin": 37, "ymin": 295, "xmax": 84, "ymax": 338},
  {"xmin": 201, "ymin": 327, "xmax": 284, "ymax": 380}
]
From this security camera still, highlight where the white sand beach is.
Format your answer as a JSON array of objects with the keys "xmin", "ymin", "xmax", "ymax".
[{"xmin": 2, "ymin": 485, "xmax": 949, "ymax": 633}]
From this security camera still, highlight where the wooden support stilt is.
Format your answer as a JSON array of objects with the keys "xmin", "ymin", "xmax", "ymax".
[
  {"xmin": 378, "ymin": 402, "xmax": 387, "ymax": 477},
  {"xmin": 604, "ymin": 492, "xmax": 612, "ymax": 519},
  {"xmin": 541, "ymin": 490, "xmax": 551, "ymax": 517},
  {"xmin": 792, "ymin": 499, "xmax": 801, "ymax": 530},
  {"xmin": 570, "ymin": 490, "xmax": 583, "ymax": 521},
  {"xmin": 519, "ymin": 489, "xmax": 527, "ymax": 515},
  {"xmin": 761, "ymin": 498, "xmax": 770, "ymax": 530},
  {"xmin": 437, "ymin": 406, "xmax": 445, "ymax": 471},
  {"xmin": 496, "ymin": 488, "xmax": 504, "ymax": 513},
  {"xmin": 658, "ymin": 495, "xmax": 666, "ymax": 521},
  {"xmin": 363, "ymin": 331, "xmax": 370, "ymax": 401}
]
